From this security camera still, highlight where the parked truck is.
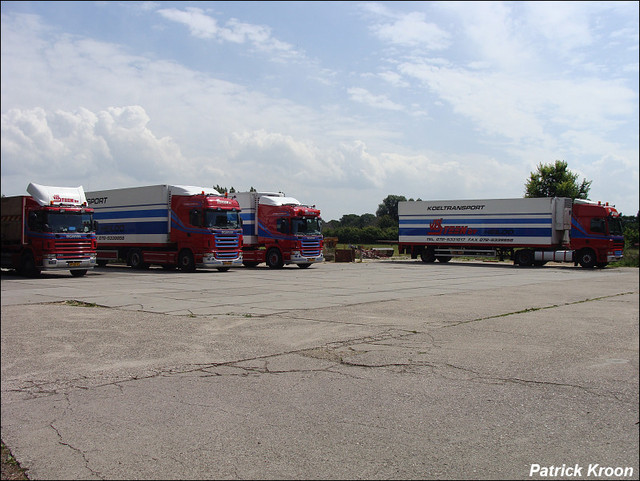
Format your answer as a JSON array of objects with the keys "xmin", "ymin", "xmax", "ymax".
[
  {"xmin": 86, "ymin": 185, "xmax": 243, "ymax": 272},
  {"xmin": 235, "ymin": 191, "xmax": 324, "ymax": 268},
  {"xmin": 398, "ymin": 197, "xmax": 624, "ymax": 268},
  {"xmin": 1, "ymin": 183, "xmax": 97, "ymax": 277}
]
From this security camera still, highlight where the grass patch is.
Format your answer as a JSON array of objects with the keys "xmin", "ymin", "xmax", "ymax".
[
  {"xmin": 610, "ymin": 248, "xmax": 639, "ymax": 268},
  {"xmin": 61, "ymin": 300, "xmax": 101, "ymax": 308},
  {"xmin": 1, "ymin": 440, "xmax": 29, "ymax": 480}
]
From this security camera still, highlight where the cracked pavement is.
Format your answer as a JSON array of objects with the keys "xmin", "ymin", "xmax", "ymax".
[{"xmin": 1, "ymin": 261, "xmax": 638, "ymax": 479}]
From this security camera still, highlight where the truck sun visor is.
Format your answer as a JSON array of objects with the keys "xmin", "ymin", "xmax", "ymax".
[{"xmin": 27, "ymin": 182, "xmax": 88, "ymax": 207}]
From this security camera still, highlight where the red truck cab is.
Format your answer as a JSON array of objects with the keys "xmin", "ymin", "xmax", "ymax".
[
  {"xmin": 237, "ymin": 192, "xmax": 324, "ymax": 268},
  {"xmin": 1, "ymin": 183, "xmax": 97, "ymax": 276},
  {"xmin": 570, "ymin": 200, "xmax": 624, "ymax": 268}
]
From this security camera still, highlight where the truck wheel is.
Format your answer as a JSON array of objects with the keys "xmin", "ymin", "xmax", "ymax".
[
  {"xmin": 266, "ymin": 248, "xmax": 284, "ymax": 269},
  {"xmin": 96, "ymin": 260, "xmax": 108, "ymax": 267},
  {"xmin": 70, "ymin": 269, "xmax": 88, "ymax": 277},
  {"xmin": 298, "ymin": 263, "xmax": 311, "ymax": 269},
  {"xmin": 243, "ymin": 262, "xmax": 260, "ymax": 268},
  {"xmin": 178, "ymin": 250, "xmax": 196, "ymax": 272},
  {"xmin": 436, "ymin": 256, "xmax": 452, "ymax": 263},
  {"xmin": 578, "ymin": 249, "xmax": 597, "ymax": 268},
  {"xmin": 217, "ymin": 267, "xmax": 231, "ymax": 272},
  {"xmin": 19, "ymin": 252, "xmax": 41, "ymax": 277},
  {"xmin": 420, "ymin": 248, "xmax": 436, "ymax": 263}
]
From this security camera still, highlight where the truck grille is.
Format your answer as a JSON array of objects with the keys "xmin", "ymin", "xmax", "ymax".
[
  {"xmin": 214, "ymin": 233, "xmax": 241, "ymax": 259},
  {"xmin": 301, "ymin": 238, "xmax": 322, "ymax": 257},
  {"xmin": 54, "ymin": 237, "xmax": 95, "ymax": 259}
]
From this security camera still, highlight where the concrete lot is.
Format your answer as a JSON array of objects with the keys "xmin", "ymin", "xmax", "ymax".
[{"xmin": 1, "ymin": 260, "xmax": 638, "ymax": 480}]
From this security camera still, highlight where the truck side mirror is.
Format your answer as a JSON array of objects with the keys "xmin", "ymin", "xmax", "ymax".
[{"xmin": 93, "ymin": 220, "xmax": 99, "ymax": 232}]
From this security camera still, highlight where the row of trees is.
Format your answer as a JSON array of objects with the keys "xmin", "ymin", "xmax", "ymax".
[
  {"xmin": 322, "ymin": 194, "xmax": 418, "ymax": 244},
  {"xmin": 322, "ymin": 161, "xmax": 639, "ymax": 248}
]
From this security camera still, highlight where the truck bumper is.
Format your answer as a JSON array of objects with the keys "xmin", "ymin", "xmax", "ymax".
[
  {"xmin": 201, "ymin": 252, "xmax": 243, "ymax": 268},
  {"xmin": 607, "ymin": 252, "xmax": 623, "ymax": 262},
  {"xmin": 290, "ymin": 251, "xmax": 324, "ymax": 264},
  {"xmin": 42, "ymin": 254, "xmax": 97, "ymax": 270}
]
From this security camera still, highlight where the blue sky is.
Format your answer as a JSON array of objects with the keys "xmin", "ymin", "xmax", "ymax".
[{"xmin": 1, "ymin": 1, "xmax": 638, "ymax": 221}]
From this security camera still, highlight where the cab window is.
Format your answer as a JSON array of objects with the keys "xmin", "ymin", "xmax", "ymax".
[
  {"xmin": 189, "ymin": 209, "xmax": 202, "ymax": 227},
  {"xmin": 590, "ymin": 218, "xmax": 605, "ymax": 233},
  {"xmin": 277, "ymin": 218, "xmax": 289, "ymax": 234}
]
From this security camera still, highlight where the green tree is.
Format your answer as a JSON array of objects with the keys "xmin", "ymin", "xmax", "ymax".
[
  {"xmin": 376, "ymin": 195, "xmax": 407, "ymax": 222},
  {"xmin": 621, "ymin": 213, "xmax": 639, "ymax": 249},
  {"xmin": 525, "ymin": 160, "xmax": 591, "ymax": 199}
]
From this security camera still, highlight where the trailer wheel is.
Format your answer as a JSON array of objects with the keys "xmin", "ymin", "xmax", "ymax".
[
  {"xmin": 266, "ymin": 248, "xmax": 284, "ymax": 269},
  {"xmin": 516, "ymin": 249, "xmax": 534, "ymax": 267},
  {"xmin": 70, "ymin": 269, "xmax": 88, "ymax": 277},
  {"xmin": 578, "ymin": 249, "xmax": 597, "ymax": 268},
  {"xmin": 420, "ymin": 248, "xmax": 436, "ymax": 263},
  {"xmin": 128, "ymin": 249, "xmax": 149, "ymax": 269},
  {"xmin": 178, "ymin": 249, "xmax": 196, "ymax": 272}
]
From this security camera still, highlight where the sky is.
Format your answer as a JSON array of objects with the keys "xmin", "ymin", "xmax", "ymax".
[{"xmin": 1, "ymin": 1, "xmax": 638, "ymax": 221}]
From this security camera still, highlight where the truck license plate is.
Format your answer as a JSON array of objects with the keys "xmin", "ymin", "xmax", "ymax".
[
  {"xmin": 69, "ymin": 261, "xmax": 81, "ymax": 267},
  {"xmin": 223, "ymin": 261, "xmax": 232, "ymax": 266}
]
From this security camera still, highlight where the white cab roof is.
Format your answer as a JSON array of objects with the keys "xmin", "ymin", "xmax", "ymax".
[
  {"xmin": 259, "ymin": 196, "xmax": 301, "ymax": 206},
  {"xmin": 27, "ymin": 183, "xmax": 88, "ymax": 207},
  {"xmin": 170, "ymin": 185, "xmax": 222, "ymax": 196}
]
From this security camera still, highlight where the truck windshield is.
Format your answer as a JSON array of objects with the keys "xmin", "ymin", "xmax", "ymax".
[
  {"xmin": 291, "ymin": 217, "xmax": 322, "ymax": 235},
  {"xmin": 607, "ymin": 217, "xmax": 624, "ymax": 236},
  {"xmin": 39, "ymin": 211, "xmax": 94, "ymax": 233},
  {"xmin": 204, "ymin": 210, "xmax": 241, "ymax": 229}
]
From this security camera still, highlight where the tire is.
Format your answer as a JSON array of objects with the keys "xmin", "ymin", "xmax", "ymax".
[
  {"xmin": 178, "ymin": 249, "xmax": 196, "ymax": 272},
  {"xmin": 128, "ymin": 249, "xmax": 149, "ymax": 269},
  {"xmin": 578, "ymin": 249, "xmax": 597, "ymax": 268},
  {"xmin": 243, "ymin": 261, "xmax": 260, "ymax": 268},
  {"xmin": 436, "ymin": 256, "xmax": 452, "ymax": 263},
  {"xmin": 19, "ymin": 252, "xmax": 40, "ymax": 277},
  {"xmin": 217, "ymin": 267, "xmax": 231, "ymax": 272},
  {"xmin": 96, "ymin": 260, "xmax": 108, "ymax": 267},
  {"xmin": 516, "ymin": 249, "xmax": 534, "ymax": 267},
  {"xmin": 297, "ymin": 263, "xmax": 311, "ymax": 269},
  {"xmin": 70, "ymin": 269, "xmax": 88, "ymax": 277},
  {"xmin": 420, "ymin": 248, "xmax": 436, "ymax": 263},
  {"xmin": 266, "ymin": 248, "xmax": 284, "ymax": 269}
]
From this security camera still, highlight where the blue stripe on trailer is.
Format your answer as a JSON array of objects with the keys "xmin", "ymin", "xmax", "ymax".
[
  {"xmin": 97, "ymin": 221, "xmax": 167, "ymax": 235},
  {"xmin": 94, "ymin": 209, "xmax": 168, "ymax": 220},
  {"xmin": 399, "ymin": 227, "xmax": 553, "ymax": 237},
  {"xmin": 399, "ymin": 217, "xmax": 552, "ymax": 225}
]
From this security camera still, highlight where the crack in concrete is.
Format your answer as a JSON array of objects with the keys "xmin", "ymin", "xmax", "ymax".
[
  {"xmin": 439, "ymin": 362, "xmax": 630, "ymax": 403},
  {"xmin": 49, "ymin": 423, "xmax": 105, "ymax": 480},
  {"xmin": 447, "ymin": 291, "xmax": 637, "ymax": 327}
]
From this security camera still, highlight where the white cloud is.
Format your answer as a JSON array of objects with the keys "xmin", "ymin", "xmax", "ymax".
[
  {"xmin": 157, "ymin": 7, "xmax": 301, "ymax": 59},
  {"xmin": 347, "ymin": 87, "xmax": 404, "ymax": 111},
  {"xmin": 157, "ymin": 7, "xmax": 219, "ymax": 39},
  {"xmin": 1, "ymin": 106, "xmax": 187, "ymax": 191},
  {"xmin": 370, "ymin": 11, "xmax": 451, "ymax": 50}
]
